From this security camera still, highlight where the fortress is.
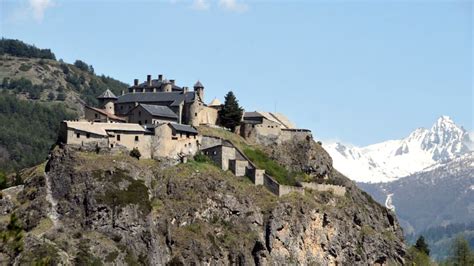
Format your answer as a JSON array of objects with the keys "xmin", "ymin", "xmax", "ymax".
[{"xmin": 59, "ymin": 73, "xmax": 311, "ymax": 162}]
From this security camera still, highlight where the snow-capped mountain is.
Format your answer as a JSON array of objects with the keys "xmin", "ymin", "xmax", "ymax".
[{"xmin": 325, "ymin": 116, "xmax": 473, "ymax": 183}]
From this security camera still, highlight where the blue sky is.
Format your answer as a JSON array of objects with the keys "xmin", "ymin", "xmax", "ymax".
[{"xmin": 1, "ymin": 0, "xmax": 472, "ymax": 146}]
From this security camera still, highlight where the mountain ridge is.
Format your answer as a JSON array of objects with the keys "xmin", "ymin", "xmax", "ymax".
[{"xmin": 325, "ymin": 116, "xmax": 472, "ymax": 183}]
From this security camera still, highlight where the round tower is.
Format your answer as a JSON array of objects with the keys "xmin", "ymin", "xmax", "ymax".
[
  {"xmin": 97, "ymin": 89, "xmax": 118, "ymax": 115},
  {"xmin": 193, "ymin": 80, "xmax": 204, "ymax": 101}
]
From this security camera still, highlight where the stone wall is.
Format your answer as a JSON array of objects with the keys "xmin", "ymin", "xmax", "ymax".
[
  {"xmin": 246, "ymin": 168, "xmax": 264, "ymax": 185},
  {"xmin": 299, "ymin": 182, "xmax": 346, "ymax": 197},
  {"xmin": 280, "ymin": 129, "xmax": 312, "ymax": 142},
  {"xmin": 229, "ymin": 159, "xmax": 248, "ymax": 177},
  {"xmin": 200, "ymin": 136, "xmax": 223, "ymax": 150}
]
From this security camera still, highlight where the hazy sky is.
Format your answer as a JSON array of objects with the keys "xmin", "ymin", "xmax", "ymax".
[{"xmin": 1, "ymin": 0, "xmax": 472, "ymax": 145}]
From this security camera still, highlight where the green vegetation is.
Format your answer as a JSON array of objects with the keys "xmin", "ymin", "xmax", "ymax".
[
  {"xmin": 439, "ymin": 235, "xmax": 474, "ymax": 265},
  {"xmin": 0, "ymin": 93, "xmax": 77, "ymax": 172},
  {"xmin": 96, "ymin": 170, "xmax": 151, "ymax": 214},
  {"xmin": 415, "ymin": 235, "xmax": 430, "ymax": 256},
  {"xmin": 243, "ymin": 147, "xmax": 296, "ymax": 186},
  {"xmin": 0, "ymin": 171, "xmax": 7, "ymax": 189},
  {"xmin": 0, "ymin": 38, "xmax": 56, "ymax": 60},
  {"xmin": 193, "ymin": 152, "xmax": 215, "ymax": 164},
  {"xmin": 74, "ymin": 59, "xmax": 94, "ymax": 74},
  {"xmin": 218, "ymin": 91, "xmax": 243, "ymax": 131},
  {"xmin": 129, "ymin": 148, "xmax": 141, "ymax": 160},
  {"xmin": 0, "ymin": 213, "xmax": 24, "ymax": 256},
  {"xmin": 1, "ymin": 77, "xmax": 51, "ymax": 99}
]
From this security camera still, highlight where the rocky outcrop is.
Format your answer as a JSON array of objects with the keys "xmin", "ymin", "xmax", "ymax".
[
  {"xmin": 0, "ymin": 146, "xmax": 405, "ymax": 265},
  {"xmin": 269, "ymin": 137, "xmax": 333, "ymax": 180}
]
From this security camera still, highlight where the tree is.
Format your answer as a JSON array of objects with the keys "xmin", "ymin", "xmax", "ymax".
[
  {"xmin": 56, "ymin": 92, "xmax": 66, "ymax": 101},
  {"xmin": 130, "ymin": 148, "xmax": 141, "ymax": 160},
  {"xmin": 47, "ymin": 92, "xmax": 55, "ymax": 101},
  {"xmin": 406, "ymin": 246, "xmax": 431, "ymax": 266},
  {"xmin": 74, "ymin": 60, "xmax": 90, "ymax": 72},
  {"xmin": 415, "ymin": 235, "xmax": 430, "ymax": 256},
  {"xmin": 445, "ymin": 235, "xmax": 474, "ymax": 266},
  {"xmin": 0, "ymin": 171, "xmax": 7, "ymax": 189},
  {"xmin": 218, "ymin": 91, "xmax": 243, "ymax": 132}
]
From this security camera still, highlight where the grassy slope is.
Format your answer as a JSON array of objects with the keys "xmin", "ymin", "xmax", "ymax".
[
  {"xmin": 197, "ymin": 126, "xmax": 298, "ymax": 185},
  {"xmin": 0, "ymin": 54, "xmax": 129, "ymax": 173}
]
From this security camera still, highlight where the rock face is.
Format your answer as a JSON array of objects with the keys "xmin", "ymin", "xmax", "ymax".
[
  {"xmin": 270, "ymin": 137, "xmax": 333, "ymax": 179},
  {"xmin": 0, "ymin": 146, "xmax": 406, "ymax": 265}
]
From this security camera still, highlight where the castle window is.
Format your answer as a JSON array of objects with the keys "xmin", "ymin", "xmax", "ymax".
[
  {"xmin": 117, "ymin": 135, "xmax": 121, "ymax": 141},
  {"xmin": 95, "ymin": 114, "xmax": 98, "ymax": 118},
  {"xmin": 76, "ymin": 133, "xmax": 80, "ymax": 138},
  {"xmin": 172, "ymin": 137, "xmax": 178, "ymax": 140},
  {"xmin": 135, "ymin": 136, "xmax": 139, "ymax": 141},
  {"xmin": 195, "ymin": 112, "xmax": 197, "ymax": 117},
  {"xmin": 86, "ymin": 133, "xmax": 90, "ymax": 139},
  {"xmin": 194, "ymin": 135, "xmax": 196, "ymax": 139},
  {"xmin": 186, "ymin": 133, "xmax": 190, "ymax": 138}
]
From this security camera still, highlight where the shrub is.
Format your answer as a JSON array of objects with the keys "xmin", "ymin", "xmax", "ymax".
[
  {"xmin": 47, "ymin": 92, "xmax": 55, "ymax": 101},
  {"xmin": 18, "ymin": 64, "xmax": 32, "ymax": 72},
  {"xmin": 194, "ymin": 152, "xmax": 213, "ymax": 163},
  {"xmin": 130, "ymin": 148, "xmax": 141, "ymax": 160}
]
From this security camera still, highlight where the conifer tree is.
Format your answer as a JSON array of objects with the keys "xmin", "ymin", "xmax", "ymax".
[
  {"xmin": 219, "ymin": 91, "xmax": 243, "ymax": 132},
  {"xmin": 415, "ymin": 235, "xmax": 430, "ymax": 256}
]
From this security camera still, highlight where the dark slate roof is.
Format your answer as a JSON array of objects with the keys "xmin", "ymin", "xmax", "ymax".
[
  {"xmin": 194, "ymin": 80, "xmax": 204, "ymax": 88},
  {"xmin": 97, "ymin": 89, "xmax": 117, "ymax": 99},
  {"xmin": 169, "ymin": 123, "xmax": 198, "ymax": 134},
  {"xmin": 116, "ymin": 91, "xmax": 196, "ymax": 104},
  {"xmin": 244, "ymin": 111, "xmax": 263, "ymax": 118},
  {"xmin": 140, "ymin": 104, "xmax": 178, "ymax": 119},
  {"xmin": 132, "ymin": 79, "xmax": 183, "ymax": 91}
]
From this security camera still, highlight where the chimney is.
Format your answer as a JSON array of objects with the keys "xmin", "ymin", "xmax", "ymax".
[
  {"xmin": 121, "ymin": 90, "xmax": 124, "ymax": 96},
  {"xmin": 147, "ymin": 75, "xmax": 152, "ymax": 86},
  {"xmin": 183, "ymin": 87, "xmax": 188, "ymax": 94},
  {"xmin": 170, "ymin": 79, "xmax": 175, "ymax": 85},
  {"xmin": 134, "ymin": 79, "xmax": 139, "ymax": 86},
  {"xmin": 158, "ymin": 74, "xmax": 163, "ymax": 81},
  {"xmin": 153, "ymin": 87, "xmax": 157, "ymax": 93}
]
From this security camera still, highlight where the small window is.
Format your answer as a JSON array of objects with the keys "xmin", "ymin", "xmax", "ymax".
[
  {"xmin": 186, "ymin": 133, "xmax": 190, "ymax": 138},
  {"xmin": 144, "ymin": 120, "xmax": 148, "ymax": 124},
  {"xmin": 180, "ymin": 133, "xmax": 183, "ymax": 138},
  {"xmin": 194, "ymin": 135, "xmax": 196, "ymax": 139},
  {"xmin": 195, "ymin": 112, "xmax": 197, "ymax": 117},
  {"xmin": 76, "ymin": 133, "xmax": 80, "ymax": 138},
  {"xmin": 172, "ymin": 137, "xmax": 178, "ymax": 140},
  {"xmin": 138, "ymin": 121, "xmax": 142, "ymax": 125},
  {"xmin": 135, "ymin": 136, "xmax": 139, "ymax": 141},
  {"xmin": 95, "ymin": 114, "xmax": 98, "ymax": 118},
  {"xmin": 184, "ymin": 144, "xmax": 187, "ymax": 147},
  {"xmin": 86, "ymin": 133, "xmax": 90, "ymax": 139},
  {"xmin": 110, "ymin": 144, "xmax": 114, "ymax": 148},
  {"xmin": 117, "ymin": 135, "xmax": 121, "ymax": 141}
]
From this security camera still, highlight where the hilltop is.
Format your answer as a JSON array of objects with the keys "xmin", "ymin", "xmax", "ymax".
[
  {"xmin": 0, "ymin": 39, "xmax": 128, "ymax": 172},
  {"xmin": 0, "ymin": 135, "xmax": 406, "ymax": 264}
]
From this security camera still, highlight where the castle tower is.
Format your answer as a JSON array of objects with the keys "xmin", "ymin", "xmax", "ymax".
[
  {"xmin": 193, "ymin": 80, "xmax": 204, "ymax": 102},
  {"xmin": 97, "ymin": 89, "xmax": 118, "ymax": 115}
]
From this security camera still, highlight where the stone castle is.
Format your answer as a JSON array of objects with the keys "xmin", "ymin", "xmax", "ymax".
[{"xmin": 59, "ymin": 73, "xmax": 312, "ymax": 161}]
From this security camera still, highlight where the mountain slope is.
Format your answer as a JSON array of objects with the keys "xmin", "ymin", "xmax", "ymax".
[
  {"xmin": 0, "ymin": 145, "xmax": 406, "ymax": 264},
  {"xmin": 325, "ymin": 116, "xmax": 472, "ymax": 183},
  {"xmin": 357, "ymin": 153, "xmax": 474, "ymax": 259},
  {"xmin": 0, "ymin": 39, "xmax": 129, "ymax": 173}
]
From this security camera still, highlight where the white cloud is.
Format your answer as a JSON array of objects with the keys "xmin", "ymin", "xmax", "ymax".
[
  {"xmin": 191, "ymin": 0, "xmax": 210, "ymax": 11},
  {"xmin": 29, "ymin": 0, "xmax": 54, "ymax": 22},
  {"xmin": 218, "ymin": 0, "xmax": 248, "ymax": 13}
]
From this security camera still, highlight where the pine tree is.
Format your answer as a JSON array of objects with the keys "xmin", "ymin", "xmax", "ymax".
[
  {"xmin": 448, "ymin": 235, "xmax": 474, "ymax": 266},
  {"xmin": 218, "ymin": 91, "xmax": 243, "ymax": 132},
  {"xmin": 415, "ymin": 235, "xmax": 430, "ymax": 256}
]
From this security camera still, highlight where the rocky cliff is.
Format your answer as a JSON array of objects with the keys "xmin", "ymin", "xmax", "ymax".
[{"xmin": 0, "ymin": 144, "xmax": 406, "ymax": 265}]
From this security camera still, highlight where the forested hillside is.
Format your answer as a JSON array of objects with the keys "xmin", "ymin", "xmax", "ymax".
[{"xmin": 0, "ymin": 39, "xmax": 129, "ymax": 173}]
